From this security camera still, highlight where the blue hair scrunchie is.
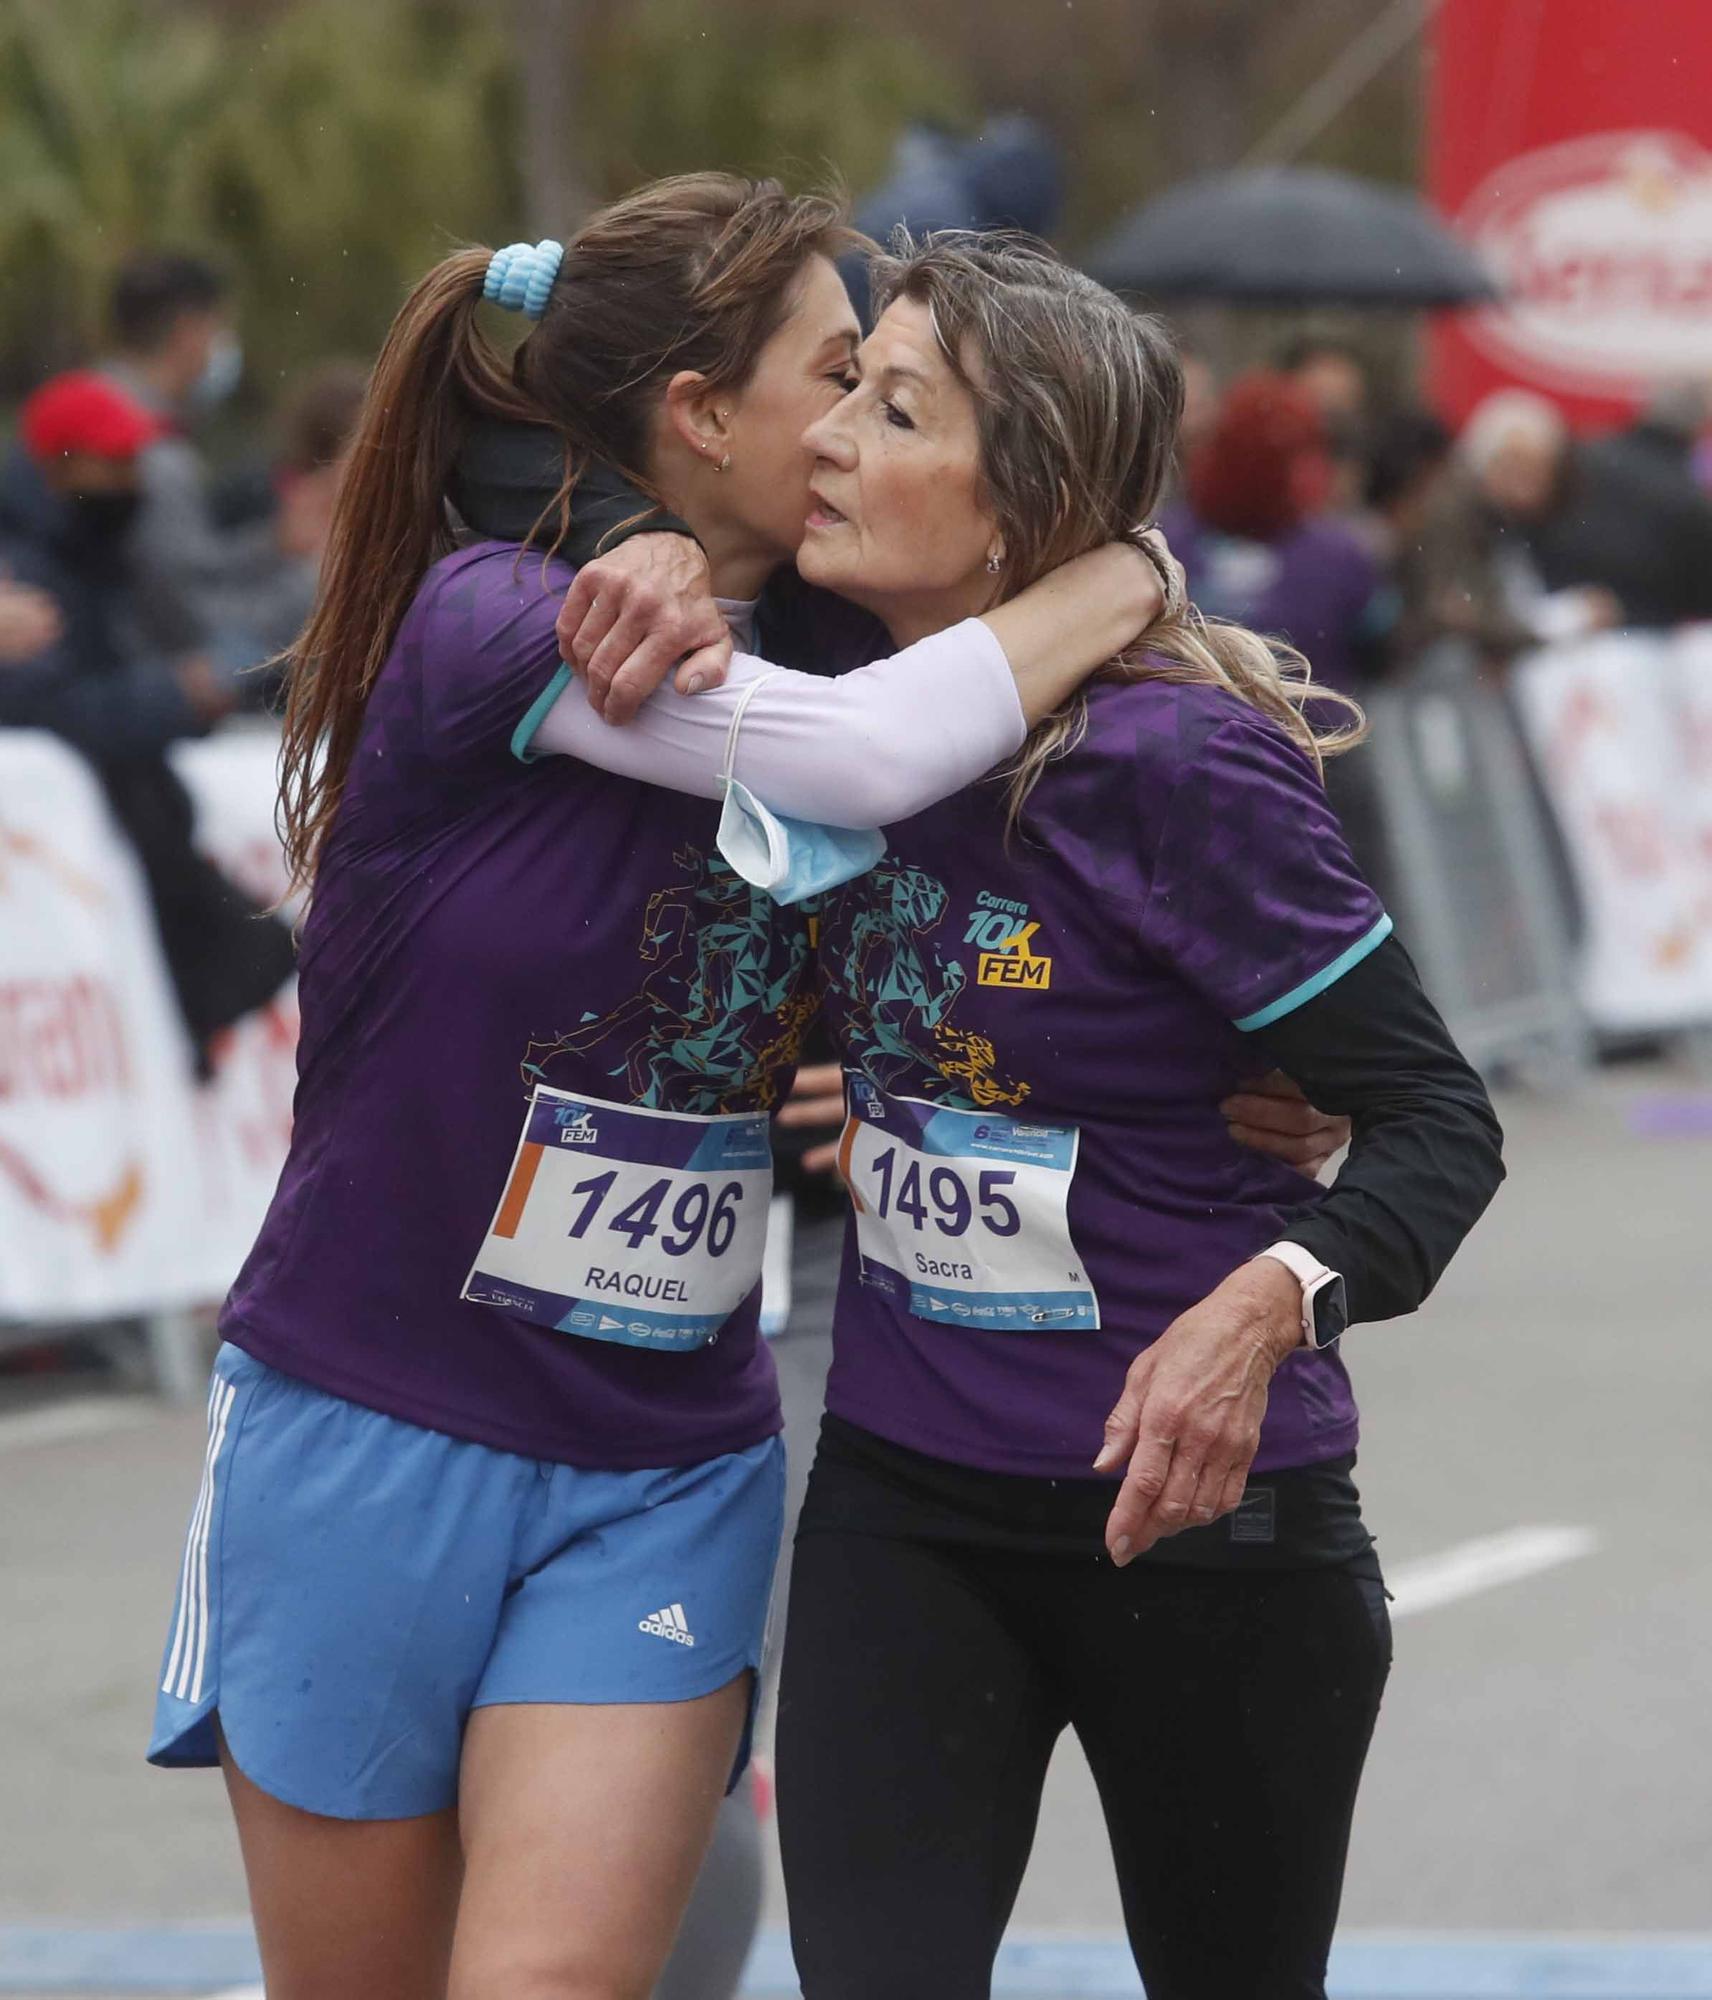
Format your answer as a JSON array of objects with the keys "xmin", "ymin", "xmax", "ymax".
[{"xmin": 483, "ymin": 239, "xmax": 565, "ymax": 320}]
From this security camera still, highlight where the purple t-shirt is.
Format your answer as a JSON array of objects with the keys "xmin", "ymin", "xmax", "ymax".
[
  {"xmin": 816, "ymin": 676, "xmax": 1390, "ymax": 1480},
  {"xmin": 223, "ymin": 543, "xmax": 810, "ymax": 1468}
]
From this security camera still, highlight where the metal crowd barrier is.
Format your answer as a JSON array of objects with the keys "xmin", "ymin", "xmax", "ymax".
[{"xmin": 1362, "ymin": 642, "xmax": 1594, "ymax": 1088}]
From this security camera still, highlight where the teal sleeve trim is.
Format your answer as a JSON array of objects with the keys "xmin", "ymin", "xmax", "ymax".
[
  {"xmin": 510, "ymin": 661, "xmax": 574, "ymax": 763},
  {"xmin": 1232, "ymin": 913, "xmax": 1394, "ymax": 1032}
]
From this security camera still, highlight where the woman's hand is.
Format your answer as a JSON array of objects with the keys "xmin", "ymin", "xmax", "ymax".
[
  {"xmin": 774, "ymin": 1062, "xmax": 847, "ymax": 1176},
  {"xmin": 0, "ymin": 576, "xmax": 62, "ymax": 664},
  {"xmin": 1220, "ymin": 1070, "xmax": 1349, "ymax": 1178},
  {"xmin": 554, "ymin": 535, "xmax": 733, "ymax": 724},
  {"xmin": 1093, "ymin": 1257, "xmax": 1301, "ymax": 1566}
]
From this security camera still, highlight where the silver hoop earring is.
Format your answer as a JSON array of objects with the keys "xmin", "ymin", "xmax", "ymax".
[{"xmin": 985, "ymin": 554, "xmax": 1003, "ymax": 574}]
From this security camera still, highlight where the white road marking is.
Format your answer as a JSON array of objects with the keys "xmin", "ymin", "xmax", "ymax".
[
  {"xmin": 0, "ymin": 1396, "xmax": 153, "ymax": 1454},
  {"xmin": 1387, "ymin": 1524, "xmax": 1600, "ymax": 1619}
]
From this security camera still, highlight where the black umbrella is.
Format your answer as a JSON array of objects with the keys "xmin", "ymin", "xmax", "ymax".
[{"xmin": 1083, "ymin": 166, "xmax": 1498, "ymax": 309}]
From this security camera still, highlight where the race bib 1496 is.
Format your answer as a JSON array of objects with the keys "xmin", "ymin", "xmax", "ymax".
[{"xmin": 463, "ymin": 1087, "xmax": 772, "ymax": 1352}]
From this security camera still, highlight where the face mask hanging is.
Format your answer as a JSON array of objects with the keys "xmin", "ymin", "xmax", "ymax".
[{"xmin": 715, "ymin": 672, "xmax": 887, "ymax": 906}]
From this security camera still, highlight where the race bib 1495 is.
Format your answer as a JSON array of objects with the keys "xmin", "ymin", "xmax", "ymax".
[{"xmin": 838, "ymin": 1074, "xmax": 1098, "ymax": 1332}]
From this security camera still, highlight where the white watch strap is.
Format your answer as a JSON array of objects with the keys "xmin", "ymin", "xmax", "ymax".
[{"xmin": 1253, "ymin": 1240, "xmax": 1341, "ymax": 1349}]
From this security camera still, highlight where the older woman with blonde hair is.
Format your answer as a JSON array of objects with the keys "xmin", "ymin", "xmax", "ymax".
[
  {"xmin": 550, "ymin": 233, "xmax": 1505, "ymax": 2000},
  {"xmin": 759, "ymin": 233, "xmax": 1504, "ymax": 2000}
]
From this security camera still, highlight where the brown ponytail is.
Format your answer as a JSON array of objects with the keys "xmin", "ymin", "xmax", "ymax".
[
  {"xmin": 278, "ymin": 174, "xmax": 857, "ymax": 897},
  {"xmin": 277, "ymin": 250, "xmax": 534, "ymax": 893}
]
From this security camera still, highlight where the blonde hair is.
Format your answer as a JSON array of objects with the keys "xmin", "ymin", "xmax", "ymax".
[{"xmin": 869, "ymin": 233, "xmax": 1365, "ymax": 834}]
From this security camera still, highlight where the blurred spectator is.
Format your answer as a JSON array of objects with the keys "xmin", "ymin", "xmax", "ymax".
[
  {"xmin": 846, "ymin": 114, "xmax": 1065, "ymax": 324},
  {"xmin": 1176, "ymin": 349, "xmax": 1221, "ymax": 468},
  {"xmin": 0, "ymin": 575, "xmax": 63, "ymax": 662},
  {"xmin": 1276, "ymin": 333, "xmax": 1370, "ymax": 428},
  {"xmin": 1166, "ymin": 371, "xmax": 1395, "ymax": 891},
  {"xmin": 0, "ymin": 373, "xmax": 213, "ymax": 745},
  {"xmin": 1359, "ymin": 407, "xmax": 1454, "ymax": 560},
  {"xmin": 1460, "ymin": 387, "xmax": 1712, "ymax": 636},
  {"xmin": 1611, "ymin": 379, "xmax": 1711, "ymax": 485},
  {"xmin": 1277, "ymin": 332, "xmax": 1372, "ymax": 511},
  {"xmin": 0, "ymin": 370, "xmax": 294, "ymax": 1073},
  {"xmin": 961, "ymin": 113, "xmax": 1065, "ymax": 237},
  {"xmin": 1360, "ymin": 400, "xmax": 1448, "ymax": 600},
  {"xmin": 1395, "ymin": 393, "xmax": 1612, "ymax": 663},
  {"xmin": 100, "ymin": 250, "xmax": 312, "ymax": 660},
  {"xmin": 1165, "ymin": 372, "xmax": 1392, "ymax": 696},
  {"xmin": 243, "ymin": 359, "xmax": 369, "ymax": 665}
]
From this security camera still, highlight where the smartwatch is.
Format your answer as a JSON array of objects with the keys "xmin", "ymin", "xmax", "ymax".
[{"xmin": 1254, "ymin": 1241, "xmax": 1348, "ymax": 1350}]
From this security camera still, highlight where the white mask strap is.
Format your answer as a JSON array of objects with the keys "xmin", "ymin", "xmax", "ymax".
[{"xmin": 719, "ymin": 670, "xmax": 781, "ymax": 790}]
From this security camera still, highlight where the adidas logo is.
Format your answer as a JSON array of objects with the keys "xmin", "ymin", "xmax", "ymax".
[{"xmin": 638, "ymin": 1603, "xmax": 696, "ymax": 1647}]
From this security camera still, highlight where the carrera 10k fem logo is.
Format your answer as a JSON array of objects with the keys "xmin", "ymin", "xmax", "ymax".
[{"xmin": 964, "ymin": 891, "xmax": 1053, "ymax": 991}]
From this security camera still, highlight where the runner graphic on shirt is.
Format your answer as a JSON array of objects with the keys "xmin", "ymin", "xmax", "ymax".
[
  {"xmin": 522, "ymin": 846, "xmax": 815, "ymax": 1114},
  {"xmin": 820, "ymin": 861, "xmax": 1028, "ymax": 1110}
]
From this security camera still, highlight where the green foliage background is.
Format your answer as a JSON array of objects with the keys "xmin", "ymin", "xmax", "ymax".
[
  {"xmin": 0, "ymin": 0, "xmax": 1418, "ymax": 398},
  {"xmin": 0, "ymin": 0, "xmax": 967, "ymax": 394}
]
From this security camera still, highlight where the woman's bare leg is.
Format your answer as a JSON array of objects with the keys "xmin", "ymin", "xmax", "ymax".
[
  {"xmin": 448, "ymin": 1679, "xmax": 749, "ymax": 2000},
  {"xmin": 218, "ymin": 1720, "xmax": 463, "ymax": 2000}
]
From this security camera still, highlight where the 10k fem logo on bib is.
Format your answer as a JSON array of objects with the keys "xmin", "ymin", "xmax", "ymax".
[
  {"xmin": 464, "ymin": 1087, "xmax": 772, "ymax": 1351},
  {"xmin": 838, "ymin": 1075, "xmax": 1098, "ymax": 1332}
]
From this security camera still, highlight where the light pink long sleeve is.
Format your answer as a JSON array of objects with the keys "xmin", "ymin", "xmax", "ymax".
[{"xmin": 521, "ymin": 618, "xmax": 1025, "ymax": 829}]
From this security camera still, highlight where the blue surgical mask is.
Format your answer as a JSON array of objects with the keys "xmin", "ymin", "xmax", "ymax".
[
  {"xmin": 718, "ymin": 778, "xmax": 885, "ymax": 906},
  {"xmin": 714, "ymin": 672, "xmax": 886, "ymax": 905},
  {"xmin": 191, "ymin": 330, "xmax": 243, "ymax": 409}
]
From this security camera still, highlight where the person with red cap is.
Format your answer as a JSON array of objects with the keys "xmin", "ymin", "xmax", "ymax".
[
  {"xmin": 1163, "ymin": 372, "xmax": 1397, "ymax": 892},
  {"xmin": 0, "ymin": 369, "xmax": 295, "ymax": 1069}
]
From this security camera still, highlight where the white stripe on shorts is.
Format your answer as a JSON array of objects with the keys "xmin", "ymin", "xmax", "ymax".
[
  {"xmin": 161, "ymin": 1378, "xmax": 220, "ymax": 1697},
  {"xmin": 188, "ymin": 1380, "xmax": 237, "ymax": 1702},
  {"xmin": 162, "ymin": 1378, "xmax": 236, "ymax": 1702}
]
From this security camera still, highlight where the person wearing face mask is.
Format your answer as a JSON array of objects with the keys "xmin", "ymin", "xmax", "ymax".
[
  {"xmin": 0, "ymin": 372, "xmax": 297, "ymax": 1070},
  {"xmin": 99, "ymin": 250, "xmax": 308, "ymax": 668}
]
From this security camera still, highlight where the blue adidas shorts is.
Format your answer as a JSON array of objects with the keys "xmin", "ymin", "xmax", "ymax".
[{"xmin": 148, "ymin": 1344, "xmax": 785, "ymax": 1820}]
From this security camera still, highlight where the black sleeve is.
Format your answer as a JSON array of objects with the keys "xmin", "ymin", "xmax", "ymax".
[
  {"xmin": 1253, "ymin": 934, "xmax": 1505, "ymax": 1327},
  {"xmin": 555, "ymin": 459, "xmax": 699, "ymax": 564},
  {"xmin": 447, "ymin": 418, "xmax": 697, "ymax": 557}
]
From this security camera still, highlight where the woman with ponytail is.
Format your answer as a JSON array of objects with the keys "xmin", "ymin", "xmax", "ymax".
[{"xmin": 145, "ymin": 181, "xmax": 1172, "ymax": 2000}]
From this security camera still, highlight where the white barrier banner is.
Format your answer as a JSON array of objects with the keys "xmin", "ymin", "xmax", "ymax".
[
  {"xmin": 0, "ymin": 728, "xmax": 302, "ymax": 1323},
  {"xmin": 171, "ymin": 728, "xmax": 299, "ymax": 1291},
  {"xmin": 0, "ymin": 735, "xmax": 214, "ymax": 1318},
  {"xmin": 1512, "ymin": 633, "xmax": 1712, "ymax": 1034}
]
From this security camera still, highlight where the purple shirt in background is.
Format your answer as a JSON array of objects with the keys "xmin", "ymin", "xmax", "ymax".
[
  {"xmin": 1164, "ymin": 505, "xmax": 1387, "ymax": 695},
  {"xmin": 816, "ymin": 677, "xmax": 1390, "ymax": 1481},
  {"xmin": 223, "ymin": 543, "xmax": 811, "ymax": 1469}
]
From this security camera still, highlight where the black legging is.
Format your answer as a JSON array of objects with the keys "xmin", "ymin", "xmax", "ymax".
[{"xmin": 776, "ymin": 1458, "xmax": 1391, "ymax": 2000}]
